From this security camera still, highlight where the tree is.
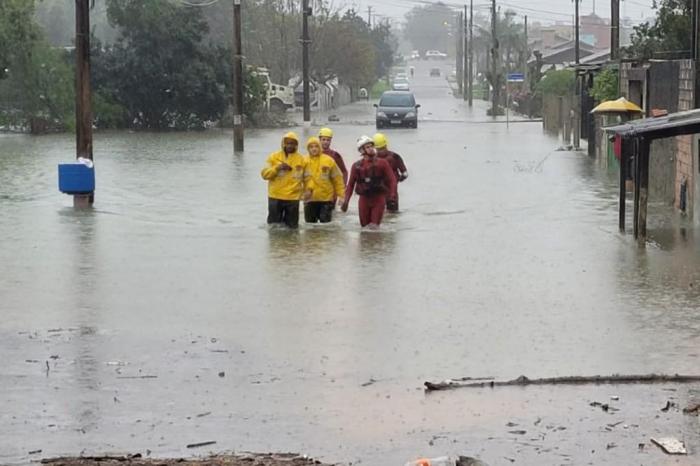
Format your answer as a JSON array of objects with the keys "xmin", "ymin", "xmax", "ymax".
[
  {"xmin": 404, "ymin": 2, "xmax": 454, "ymax": 54},
  {"xmin": 310, "ymin": 10, "xmax": 377, "ymax": 89},
  {"xmin": 590, "ymin": 68, "xmax": 619, "ymax": 103},
  {"xmin": 99, "ymin": 0, "xmax": 227, "ymax": 130},
  {"xmin": 371, "ymin": 22, "xmax": 397, "ymax": 80},
  {"xmin": 202, "ymin": 0, "xmax": 303, "ymax": 84},
  {"xmin": 34, "ymin": 0, "xmax": 118, "ymax": 47},
  {"xmin": 211, "ymin": 46, "xmax": 268, "ymax": 124},
  {"xmin": 0, "ymin": 0, "xmax": 41, "ymax": 80},
  {"xmin": 535, "ymin": 70, "xmax": 575, "ymax": 97},
  {"xmin": 627, "ymin": 0, "xmax": 691, "ymax": 59},
  {"xmin": 0, "ymin": 1, "xmax": 75, "ymax": 132}
]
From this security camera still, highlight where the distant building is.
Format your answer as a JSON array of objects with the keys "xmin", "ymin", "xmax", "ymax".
[{"xmin": 580, "ymin": 13, "xmax": 610, "ymax": 50}]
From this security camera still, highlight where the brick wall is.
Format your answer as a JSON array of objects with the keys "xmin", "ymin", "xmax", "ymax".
[{"xmin": 676, "ymin": 60, "xmax": 695, "ymax": 211}]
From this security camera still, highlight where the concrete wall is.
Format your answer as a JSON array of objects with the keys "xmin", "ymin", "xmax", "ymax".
[{"xmin": 543, "ymin": 94, "xmax": 573, "ymax": 142}]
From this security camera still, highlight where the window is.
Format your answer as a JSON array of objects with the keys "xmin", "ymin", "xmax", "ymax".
[{"xmin": 380, "ymin": 94, "xmax": 415, "ymax": 107}]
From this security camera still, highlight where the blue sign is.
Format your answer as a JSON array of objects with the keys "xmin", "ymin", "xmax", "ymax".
[{"xmin": 507, "ymin": 72, "xmax": 525, "ymax": 83}]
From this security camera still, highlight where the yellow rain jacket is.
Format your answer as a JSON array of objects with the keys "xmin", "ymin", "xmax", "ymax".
[
  {"xmin": 260, "ymin": 132, "xmax": 308, "ymax": 201},
  {"xmin": 305, "ymin": 139, "xmax": 345, "ymax": 202}
]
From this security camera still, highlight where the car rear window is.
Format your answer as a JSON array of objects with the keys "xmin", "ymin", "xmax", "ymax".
[{"xmin": 380, "ymin": 94, "xmax": 415, "ymax": 107}]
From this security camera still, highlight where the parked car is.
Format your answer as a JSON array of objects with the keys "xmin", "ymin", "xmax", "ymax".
[
  {"xmin": 392, "ymin": 78, "xmax": 410, "ymax": 91},
  {"xmin": 425, "ymin": 50, "xmax": 447, "ymax": 60},
  {"xmin": 394, "ymin": 72, "xmax": 408, "ymax": 81},
  {"xmin": 374, "ymin": 91, "xmax": 420, "ymax": 129},
  {"xmin": 410, "ymin": 50, "xmax": 421, "ymax": 60},
  {"xmin": 430, "ymin": 68, "xmax": 441, "ymax": 77}
]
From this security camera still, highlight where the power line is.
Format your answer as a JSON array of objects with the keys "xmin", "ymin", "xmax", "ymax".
[{"xmin": 176, "ymin": 0, "xmax": 222, "ymax": 7}]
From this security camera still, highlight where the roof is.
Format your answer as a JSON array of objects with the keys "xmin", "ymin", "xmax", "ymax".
[
  {"xmin": 579, "ymin": 49, "xmax": 611, "ymax": 65},
  {"xmin": 605, "ymin": 108, "xmax": 700, "ymax": 140},
  {"xmin": 529, "ymin": 41, "xmax": 596, "ymax": 65}
]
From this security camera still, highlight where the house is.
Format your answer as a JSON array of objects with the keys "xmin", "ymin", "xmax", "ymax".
[
  {"xmin": 580, "ymin": 13, "xmax": 611, "ymax": 50},
  {"xmin": 528, "ymin": 41, "xmax": 597, "ymax": 72},
  {"xmin": 617, "ymin": 60, "xmax": 699, "ymax": 218}
]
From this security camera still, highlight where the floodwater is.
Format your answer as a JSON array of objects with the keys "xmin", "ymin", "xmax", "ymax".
[{"xmin": 1, "ymin": 61, "xmax": 699, "ymax": 465}]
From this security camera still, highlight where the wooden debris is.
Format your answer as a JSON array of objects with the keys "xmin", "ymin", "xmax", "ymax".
[
  {"xmin": 186, "ymin": 441, "xmax": 217, "ymax": 449},
  {"xmin": 424, "ymin": 374, "xmax": 700, "ymax": 391}
]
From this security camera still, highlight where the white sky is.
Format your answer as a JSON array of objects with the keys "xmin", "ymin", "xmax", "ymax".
[{"xmin": 346, "ymin": 0, "xmax": 656, "ymax": 25}]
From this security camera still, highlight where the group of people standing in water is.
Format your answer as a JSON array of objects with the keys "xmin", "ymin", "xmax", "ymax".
[{"xmin": 261, "ymin": 128, "xmax": 408, "ymax": 229}]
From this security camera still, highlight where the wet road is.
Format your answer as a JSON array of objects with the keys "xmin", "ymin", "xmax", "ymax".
[{"xmin": 1, "ymin": 60, "xmax": 699, "ymax": 465}]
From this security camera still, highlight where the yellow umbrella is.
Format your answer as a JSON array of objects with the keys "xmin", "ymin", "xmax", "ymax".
[{"xmin": 591, "ymin": 97, "xmax": 643, "ymax": 114}]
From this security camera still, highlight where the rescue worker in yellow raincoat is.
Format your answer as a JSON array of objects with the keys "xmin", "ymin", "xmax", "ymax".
[
  {"xmin": 260, "ymin": 132, "xmax": 308, "ymax": 228},
  {"xmin": 303, "ymin": 137, "xmax": 345, "ymax": 223}
]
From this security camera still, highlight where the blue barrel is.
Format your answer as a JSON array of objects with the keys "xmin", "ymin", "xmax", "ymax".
[{"xmin": 58, "ymin": 163, "xmax": 95, "ymax": 194}]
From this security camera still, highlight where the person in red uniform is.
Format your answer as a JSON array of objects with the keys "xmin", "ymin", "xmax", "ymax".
[
  {"xmin": 341, "ymin": 135, "xmax": 397, "ymax": 228},
  {"xmin": 318, "ymin": 127, "xmax": 348, "ymax": 185},
  {"xmin": 373, "ymin": 132, "xmax": 408, "ymax": 212}
]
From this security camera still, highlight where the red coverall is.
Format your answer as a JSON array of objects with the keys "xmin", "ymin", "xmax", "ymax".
[
  {"xmin": 323, "ymin": 148, "xmax": 348, "ymax": 185},
  {"xmin": 344, "ymin": 156, "xmax": 397, "ymax": 227},
  {"xmin": 377, "ymin": 150, "xmax": 407, "ymax": 211}
]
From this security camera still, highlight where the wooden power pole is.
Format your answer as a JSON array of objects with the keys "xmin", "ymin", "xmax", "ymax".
[
  {"xmin": 232, "ymin": 0, "xmax": 244, "ymax": 152},
  {"xmin": 524, "ymin": 14, "xmax": 530, "ymax": 117},
  {"xmin": 463, "ymin": 4, "xmax": 468, "ymax": 101},
  {"xmin": 468, "ymin": 0, "xmax": 473, "ymax": 107},
  {"xmin": 490, "ymin": 0, "xmax": 499, "ymax": 116},
  {"xmin": 456, "ymin": 12, "xmax": 463, "ymax": 95},
  {"xmin": 574, "ymin": 0, "xmax": 580, "ymax": 64},
  {"xmin": 574, "ymin": 0, "xmax": 581, "ymax": 150},
  {"xmin": 75, "ymin": 0, "xmax": 93, "ymax": 206},
  {"xmin": 691, "ymin": 0, "xmax": 700, "ymax": 60},
  {"xmin": 302, "ymin": 0, "xmax": 311, "ymax": 126},
  {"xmin": 611, "ymin": 0, "xmax": 620, "ymax": 60}
]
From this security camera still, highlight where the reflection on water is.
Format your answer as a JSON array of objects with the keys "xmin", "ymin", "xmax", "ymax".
[
  {"xmin": 357, "ymin": 230, "xmax": 397, "ymax": 260},
  {"xmin": 1, "ymin": 90, "xmax": 700, "ymax": 465}
]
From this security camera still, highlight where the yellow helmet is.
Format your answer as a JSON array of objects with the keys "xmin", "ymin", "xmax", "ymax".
[
  {"xmin": 319, "ymin": 127, "xmax": 334, "ymax": 138},
  {"xmin": 373, "ymin": 132, "xmax": 388, "ymax": 149},
  {"xmin": 306, "ymin": 136, "xmax": 321, "ymax": 150}
]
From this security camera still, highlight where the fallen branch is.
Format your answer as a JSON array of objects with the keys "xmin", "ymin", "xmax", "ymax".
[
  {"xmin": 116, "ymin": 375, "xmax": 158, "ymax": 380},
  {"xmin": 424, "ymin": 374, "xmax": 700, "ymax": 391},
  {"xmin": 186, "ymin": 441, "xmax": 217, "ymax": 449},
  {"xmin": 42, "ymin": 454, "xmax": 141, "ymax": 464}
]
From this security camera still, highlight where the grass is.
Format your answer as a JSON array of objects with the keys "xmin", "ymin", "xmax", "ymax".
[{"xmin": 371, "ymin": 79, "xmax": 391, "ymax": 99}]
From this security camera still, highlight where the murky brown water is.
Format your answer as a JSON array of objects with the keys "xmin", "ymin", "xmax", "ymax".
[{"xmin": 1, "ymin": 61, "xmax": 699, "ymax": 465}]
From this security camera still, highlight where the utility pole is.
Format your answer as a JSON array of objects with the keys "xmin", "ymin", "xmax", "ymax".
[
  {"xmin": 574, "ymin": 0, "xmax": 581, "ymax": 150},
  {"xmin": 610, "ymin": 0, "xmax": 619, "ymax": 60},
  {"xmin": 456, "ymin": 12, "xmax": 463, "ymax": 95},
  {"xmin": 524, "ymin": 15, "xmax": 528, "ymax": 82},
  {"xmin": 692, "ymin": 0, "xmax": 700, "ymax": 60},
  {"xmin": 302, "ymin": 0, "xmax": 311, "ymax": 127},
  {"xmin": 463, "ymin": 4, "xmax": 468, "ymax": 101},
  {"xmin": 367, "ymin": 5, "xmax": 373, "ymax": 27},
  {"xmin": 232, "ymin": 0, "xmax": 244, "ymax": 152},
  {"xmin": 75, "ymin": 0, "xmax": 93, "ymax": 207},
  {"xmin": 468, "ymin": 0, "xmax": 473, "ymax": 107},
  {"xmin": 574, "ymin": 0, "xmax": 580, "ymax": 64},
  {"xmin": 490, "ymin": 0, "xmax": 499, "ymax": 116}
]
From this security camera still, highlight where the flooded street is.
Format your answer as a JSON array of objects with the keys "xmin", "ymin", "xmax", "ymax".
[{"xmin": 2, "ymin": 61, "xmax": 699, "ymax": 465}]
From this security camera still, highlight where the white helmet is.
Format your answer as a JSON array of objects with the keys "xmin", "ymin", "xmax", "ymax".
[{"xmin": 356, "ymin": 135, "xmax": 374, "ymax": 151}]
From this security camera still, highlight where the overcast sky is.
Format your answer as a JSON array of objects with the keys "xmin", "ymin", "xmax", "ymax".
[{"xmin": 345, "ymin": 0, "xmax": 656, "ymax": 26}]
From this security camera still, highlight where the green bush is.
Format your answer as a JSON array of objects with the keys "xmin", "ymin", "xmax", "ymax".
[
  {"xmin": 590, "ymin": 68, "xmax": 619, "ymax": 103},
  {"xmin": 371, "ymin": 79, "xmax": 391, "ymax": 99},
  {"xmin": 535, "ymin": 69, "xmax": 575, "ymax": 97}
]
